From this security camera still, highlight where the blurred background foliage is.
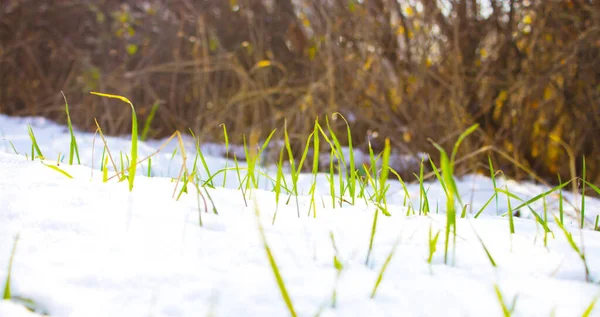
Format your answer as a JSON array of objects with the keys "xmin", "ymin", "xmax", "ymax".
[{"xmin": 0, "ymin": 0, "xmax": 599, "ymax": 184}]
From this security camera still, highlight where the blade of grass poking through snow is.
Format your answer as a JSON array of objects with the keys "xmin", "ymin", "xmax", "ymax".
[
  {"xmin": 324, "ymin": 116, "xmax": 348, "ymax": 195},
  {"xmin": 446, "ymin": 123, "xmax": 479, "ymax": 206},
  {"xmin": 488, "ymin": 156, "xmax": 499, "ymax": 214},
  {"xmin": 505, "ymin": 186, "xmax": 515, "ymax": 234},
  {"xmin": 42, "ymin": 162, "xmax": 73, "ymax": 179},
  {"xmin": 474, "ymin": 193, "xmax": 497, "ymax": 218},
  {"xmin": 510, "ymin": 180, "xmax": 572, "ymax": 212},
  {"xmin": 7, "ymin": 140, "xmax": 18, "ymax": 155},
  {"xmin": 220, "ymin": 124, "xmax": 229, "ymax": 187},
  {"xmin": 377, "ymin": 139, "xmax": 391, "ymax": 206},
  {"xmin": 103, "ymin": 156, "xmax": 109, "ymax": 182},
  {"xmin": 61, "ymin": 92, "xmax": 80, "ymax": 165},
  {"xmin": 430, "ymin": 141, "xmax": 456, "ymax": 265},
  {"xmin": 242, "ymin": 135, "xmax": 255, "ymax": 190},
  {"xmin": 370, "ymin": 236, "xmax": 400, "ymax": 299},
  {"xmin": 581, "ymin": 156, "xmax": 586, "ymax": 229},
  {"xmin": 309, "ymin": 119, "xmax": 320, "ymax": 217},
  {"xmin": 284, "ymin": 121, "xmax": 300, "ymax": 217},
  {"xmin": 582, "ymin": 297, "xmax": 598, "ymax": 317},
  {"xmin": 469, "ymin": 221, "xmax": 497, "ymax": 267},
  {"xmin": 428, "ymin": 224, "xmax": 441, "ymax": 264},
  {"xmin": 27, "ymin": 125, "xmax": 43, "ymax": 160},
  {"xmin": 595, "ymin": 215, "xmax": 599, "ymax": 231},
  {"xmin": 329, "ymin": 149, "xmax": 336, "ymax": 208},
  {"xmin": 272, "ymin": 149, "xmax": 285, "ymax": 224},
  {"xmin": 189, "ymin": 129, "xmax": 214, "ymax": 188},
  {"xmin": 495, "ymin": 189, "xmax": 552, "ymax": 233},
  {"xmin": 558, "ymin": 174, "xmax": 564, "ymax": 225},
  {"xmin": 254, "ymin": 200, "xmax": 297, "ymax": 317},
  {"xmin": 91, "ymin": 92, "xmax": 138, "ymax": 191},
  {"xmin": 389, "ymin": 168, "xmax": 412, "ymax": 209},
  {"xmin": 552, "ymin": 214, "xmax": 591, "ymax": 282},
  {"xmin": 365, "ymin": 203, "xmax": 380, "ymax": 266},
  {"xmin": 494, "ymin": 285, "xmax": 512, "ymax": 317},
  {"xmin": 366, "ymin": 141, "xmax": 390, "ymax": 267},
  {"xmin": 3, "ymin": 234, "xmax": 19, "ymax": 300},
  {"xmin": 141, "ymin": 100, "xmax": 159, "ymax": 141},
  {"xmin": 335, "ymin": 113, "xmax": 357, "ymax": 204}
]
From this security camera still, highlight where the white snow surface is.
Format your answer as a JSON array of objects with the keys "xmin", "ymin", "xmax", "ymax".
[{"xmin": 0, "ymin": 114, "xmax": 599, "ymax": 317}]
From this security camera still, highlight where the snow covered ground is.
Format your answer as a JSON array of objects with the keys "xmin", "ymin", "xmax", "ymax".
[{"xmin": 0, "ymin": 114, "xmax": 599, "ymax": 317}]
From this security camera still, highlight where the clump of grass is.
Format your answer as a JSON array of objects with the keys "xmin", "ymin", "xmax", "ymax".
[
  {"xmin": 3, "ymin": 234, "xmax": 20, "ymax": 299},
  {"xmin": 429, "ymin": 123, "xmax": 478, "ymax": 265},
  {"xmin": 254, "ymin": 199, "xmax": 297, "ymax": 317},
  {"xmin": 91, "ymin": 92, "xmax": 138, "ymax": 192},
  {"xmin": 27, "ymin": 125, "xmax": 43, "ymax": 161}
]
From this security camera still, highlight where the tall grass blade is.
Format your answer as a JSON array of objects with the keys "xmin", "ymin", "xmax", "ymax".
[
  {"xmin": 141, "ymin": 101, "xmax": 160, "ymax": 141},
  {"xmin": 62, "ymin": 92, "xmax": 80, "ymax": 165},
  {"xmin": 91, "ymin": 92, "xmax": 138, "ymax": 191},
  {"xmin": 581, "ymin": 156, "xmax": 586, "ymax": 229},
  {"xmin": 254, "ymin": 200, "xmax": 297, "ymax": 317}
]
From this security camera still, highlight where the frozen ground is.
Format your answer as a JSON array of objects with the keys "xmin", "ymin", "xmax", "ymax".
[{"xmin": 0, "ymin": 114, "xmax": 599, "ymax": 317}]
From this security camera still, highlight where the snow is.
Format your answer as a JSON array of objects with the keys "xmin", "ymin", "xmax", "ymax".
[{"xmin": 0, "ymin": 114, "xmax": 599, "ymax": 317}]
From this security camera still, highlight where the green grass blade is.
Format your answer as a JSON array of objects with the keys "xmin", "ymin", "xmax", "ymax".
[
  {"xmin": 3, "ymin": 234, "xmax": 20, "ymax": 300},
  {"xmin": 254, "ymin": 200, "xmax": 297, "ymax": 317},
  {"xmin": 582, "ymin": 297, "xmax": 598, "ymax": 317},
  {"xmin": 27, "ymin": 125, "xmax": 44, "ymax": 160},
  {"xmin": 141, "ymin": 101, "xmax": 160, "ymax": 141},
  {"xmin": 42, "ymin": 162, "xmax": 74, "ymax": 179},
  {"xmin": 488, "ymin": 156, "xmax": 499, "ymax": 214},
  {"xmin": 511, "ymin": 181, "xmax": 572, "ymax": 212},
  {"xmin": 494, "ymin": 285, "xmax": 512, "ymax": 317},
  {"xmin": 581, "ymin": 156, "xmax": 586, "ymax": 229},
  {"xmin": 91, "ymin": 92, "xmax": 138, "ymax": 191},
  {"xmin": 370, "ymin": 237, "xmax": 400, "ymax": 298},
  {"xmin": 450, "ymin": 123, "xmax": 479, "ymax": 166},
  {"xmin": 474, "ymin": 193, "xmax": 497, "ymax": 218},
  {"xmin": 62, "ymin": 92, "xmax": 80, "ymax": 165}
]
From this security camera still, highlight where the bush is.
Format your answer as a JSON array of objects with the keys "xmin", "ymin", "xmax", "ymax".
[{"xmin": 1, "ymin": 0, "xmax": 599, "ymax": 184}]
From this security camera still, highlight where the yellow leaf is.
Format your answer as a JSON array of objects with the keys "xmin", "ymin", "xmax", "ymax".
[
  {"xmin": 480, "ymin": 49, "xmax": 488, "ymax": 58},
  {"xmin": 405, "ymin": 6, "xmax": 414, "ymax": 17},
  {"xmin": 544, "ymin": 87, "xmax": 554, "ymax": 101},
  {"xmin": 126, "ymin": 44, "xmax": 138, "ymax": 56},
  {"xmin": 363, "ymin": 55, "xmax": 374, "ymax": 71},
  {"xmin": 255, "ymin": 60, "xmax": 272, "ymax": 68},
  {"xmin": 90, "ymin": 92, "xmax": 133, "ymax": 105},
  {"xmin": 493, "ymin": 90, "xmax": 508, "ymax": 121},
  {"xmin": 403, "ymin": 132, "xmax": 412, "ymax": 143},
  {"xmin": 523, "ymin": 15, "xmax": 532, "ymax": 24},
  {"xmin": 396, "ymin": 26, "xmax": 405, "ymax": 35}
]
